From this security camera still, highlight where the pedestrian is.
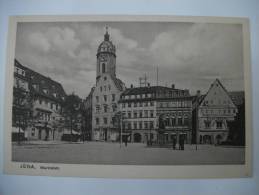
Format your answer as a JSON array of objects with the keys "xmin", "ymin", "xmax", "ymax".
[
  {"xmin": 172, "ymin": 137, "xmax": 176, "ymax": 150},
  {"xmin": 125, "ymin": 136, "xmax": 128, "ymax": 147}
]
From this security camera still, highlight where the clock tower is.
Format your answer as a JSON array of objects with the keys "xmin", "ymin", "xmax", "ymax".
[{"xmin": 96, "ymin": 27, "xmax": 116, "ymax": 80}]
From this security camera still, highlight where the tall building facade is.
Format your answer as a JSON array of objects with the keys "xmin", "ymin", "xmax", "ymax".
[
  {"xmin": 12, "ymin": 60, "xmax": 31, "ymax": 141},
  {"xmin": 195, "ymin": 79, "xmax": 238, "ymax": 144},
  {"xmin": 119, "ymin": 86, "xmax": 157, "ymax": 143},
  {"xmin": 119, "ymin": 85, "xmax": 193, "ymax": 144},
  {"xmin": 13, "ymin": 59, "xmax": 67, "ymax": 141},
  {"xmin": 156, "ymin": 86, "xmax": 193, "ymax": 144},
  {"xmin": 82, "ymin": 87, "xmax": 95, "ymax": 140},
  {"xmin": 92, "ymin": 28, "xmax": 126, "ymax": 141}
]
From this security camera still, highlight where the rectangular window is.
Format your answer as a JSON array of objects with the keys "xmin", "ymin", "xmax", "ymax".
[
  {"xmin": 150, "ymin": 111, "xmax": 154, "ymax": 118},
  {"xmin": 216, "ymin": 121, "xmax": 223, "ymax": 129},
  {"xmin": 134, "ymin": 122, "xmax": 137, "ymax": 129},
  {"xmin": 184, "ymin": 116, "xmax": 189, "ymax": 125},
  {"xmin": 96, "ymin": 118, "xmax": 99, "ymax": 125},
  {"xmin": 139, "ymin": 111, "xmax": 143, "ymax": 118},
  {"xmin": 134, "ymin": 102, "xmax": 137, "ymax": 107},
  {"xmin": 128, "ymin": 111, "xmax": 131, "ymax": 118},
  {"xmin": 122, "ymin": 103, "xmax": 125, "ymax": 108},
  {"xmin": 139, "ymin": 102, "xmax": 143, "ymax": 107},
  {"xmin": 128, "ymin": 103, "xmax": 131, "ymax": 108},
  {"xmin": 127, "ymin": 123, "xmax": 131, "ymax": 130},
  {"xmin": 144, "ymin": 121, "xmax": 148, "ymax": 129},
  {"xmin": 204, "ymin": 120, "xmax": 211, "ymax": 128},
  {"xmin": 178, "ymin": 117, "xmax": 182, "ymax": 125},
  {"xmin": 104, "ymin": 95, "xmax": 107, "ymax": 102},
  {"xmin": 172, "ymin": 117, "xmax": 176, "ymax": 126},
  {"xmin": 150, "ymin": 101, "xmax": 154, "ymax": 106},
  {"xmin": 150, "ymin": 121, "xmax": 154, "ymax": 129},
  {"xmin": 144, "ymin": 110, "xmax": 148, "ymax": 117},
  {"xmin": 103, "ymin": 117, "xmax": 108, "ymax": 125},
  {"xmin": 96, "ymin": 106, "xmax": 100, "ymax": 113},
  {"xmin": 104, "ymin": 105, "xmax": 108, "ymax": 113},
  {"xmin": 134, "ymin": 111, "xmax": 138, "ymax": 118},
  {"xmin": 96, "ymin": 96, "xmax": 99, "ymax": 103},
  {"xmin": 112, "ymin": 94, "xmax": 115, "ymax": 101},
  {"xmin": 139, "ymin": 122, "xmax": 142, "ymax": 129},
  {"xmin": 112, "ymin": 104, "xmax": 116, "ymax": 112},
  {"xmin": 145, "ymin": 102, "xmax": 148, "ymax": 107}
]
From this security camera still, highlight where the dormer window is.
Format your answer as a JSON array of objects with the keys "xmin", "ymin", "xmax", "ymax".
[
  {"xmin": 53, "ymin": 93, "xmax": 57, "ymax": 98},
  {"xmin": 33, "ymin": 84, "xmax": 39, "ymax": 91},
  {"xmin": 43, "ymin": 89, "xmax": 48, "ymax": 94}
]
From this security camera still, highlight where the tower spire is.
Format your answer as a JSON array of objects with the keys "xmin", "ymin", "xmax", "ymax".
[{"xmin": 104, "ymin": 26, "xmax": 110, "ymax": 41}]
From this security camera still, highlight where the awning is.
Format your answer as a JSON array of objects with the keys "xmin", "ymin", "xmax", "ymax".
[
  {"xmin": 63, "ymin": 129, "xmax": 81, "ymax": 135},
  {"xmin": 12, "ymin": 127, "xmax": 24, "ymax": 133}
]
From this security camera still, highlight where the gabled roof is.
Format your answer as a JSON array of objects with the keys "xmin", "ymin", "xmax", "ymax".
[
  {"xmin": 199, "ymin": 79, "xmax": 236, "ymax": 108},
  {"xmin": 15, "ymin": 59, "xmax": 67, "ymax": 102},
  {"xmin": 228, "ymin": 91, "xmax": 245, "ymax": 106},
  {"xmin": 111, "ymin": 76, "xmax": 125, "ymax": 91}
]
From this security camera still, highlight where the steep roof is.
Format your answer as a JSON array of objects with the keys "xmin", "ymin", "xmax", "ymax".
[
  {"xmin": 111, "ymin": 76, "xmax": 125, "ymax": 91},
  {"xmin": 15, "ymin": 59, "xmax": 67, "ymax": 102},
  {"xmin": 228, "ymin": 91, "xmax": 245, "ymax": 106},
  {"xmin": 199, "ymin": 79, "xmax": 236, "ymax": 108}
]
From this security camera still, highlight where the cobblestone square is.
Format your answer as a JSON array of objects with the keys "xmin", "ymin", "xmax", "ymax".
[{"xmin": 12, "ymin": 141, "xmax": 245, "ymax": 165}]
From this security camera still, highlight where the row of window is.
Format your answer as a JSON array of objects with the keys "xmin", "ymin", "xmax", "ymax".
[
  {"xmin": 32, "ymin": 84, "xmax": 62, "ymax": 100},
  {"xmin": 122, "ymin": 101, "xmax": 154, "ymax": 108},
  {"xmin": 99, "ymin": 84, "xmax": 111, "ymax": 92},
  {"xmin": 95, "ymin": 117, "xmax": 109, "ymax": 125},
  {"xmin": 204, "ymin": 120, "xmax": 223, "ymax": 129},
  {"xmin": 159, "ymin": 101, "xmax": 191, "ymax": 108},
  {"xmin": 203, "ymin": 99, "xmax": 231, "ymax": 105},
  {"xmin": 122, "ymin": 93, "xmax": 152, "ymax": 100},
  {"xmin": 122, "ymin": 110, "xmax": 155, "ymax": 118},
  {"xmin": 163, "ymin": 116, "xmax": 189, "ymax": 126},
  {"xmin": 200, "ymin": 108, "xmax": 236, "ymax": 115},
  {"xmin": 38, "ymin": 112, "xmax": 51, "ymax": 121},
  {"xmin": 96, "ymin": 94, "xmax": 116, "ymax": 103},
  {"xmin": 156, "ymin": 90, "xmax": 188, "ymax": 98},
  {"xmin": 95, "ymin": 104, "xmax": 117, "ymax": 113},
  {"xmin": 123, "ymin": 121, "xmax": 154, "ymax": 130},
  {"xmin": 38, "ymin": 99, "xmax": 59, "ymax": 111}
]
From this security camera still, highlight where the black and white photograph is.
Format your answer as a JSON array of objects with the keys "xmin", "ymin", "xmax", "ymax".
[{"xmin": 4, "ymin": 15, "xmax": 252, "ymax": 178}]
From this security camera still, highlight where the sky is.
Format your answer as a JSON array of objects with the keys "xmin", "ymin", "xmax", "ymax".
[{"xmin": 15, "ymin": 21, "xmax": 244, "ymax": 99}]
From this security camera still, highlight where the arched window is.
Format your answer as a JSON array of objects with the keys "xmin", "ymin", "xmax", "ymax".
[{"xmin": 102, "ymin": 63, "xmax": 106, "ymax": 73}]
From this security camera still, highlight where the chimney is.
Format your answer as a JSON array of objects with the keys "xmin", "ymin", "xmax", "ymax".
[
  {"xmin": 171, "ymin": 84, "xmax": 175, "ymax": 89},
  {"xmin": 147, "ymin": 83, "xmax": 150, "ymax": 87},
  {"xmin": 130, "ymin": 84, "xmax": 133, "ymax": 88}
]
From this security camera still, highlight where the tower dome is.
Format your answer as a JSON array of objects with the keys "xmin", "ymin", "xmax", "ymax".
[
  {"xmin": 97, "ymin": 27, "xmax": 116, "ymax": 57},
  {"xmin": 96, "ymin": 27, "xmax": 117, "ymax": 79}
]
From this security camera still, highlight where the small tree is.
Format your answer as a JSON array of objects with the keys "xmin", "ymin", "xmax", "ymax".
[
  {"xmin": 12, "ymin": 87, "xmax": 33, "ymax": 144},
  {"xmin": 62, "ymin": 93, "xmax": 81, "ymax": 141}
]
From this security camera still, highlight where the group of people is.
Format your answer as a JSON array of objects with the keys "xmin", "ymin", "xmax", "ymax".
[{"xmin": 172, "ymin": 135, "xmax": 185, "ymax": 150}]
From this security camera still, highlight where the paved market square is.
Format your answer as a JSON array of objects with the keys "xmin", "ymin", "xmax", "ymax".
[{"xmin": 12, "ymin": 141, "xmax": 245, "ymax": 165}]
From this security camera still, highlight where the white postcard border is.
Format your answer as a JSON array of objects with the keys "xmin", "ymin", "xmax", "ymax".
[{"xmin": 4, "ymin": 15, "xmax": 252, "ymax": 179}]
